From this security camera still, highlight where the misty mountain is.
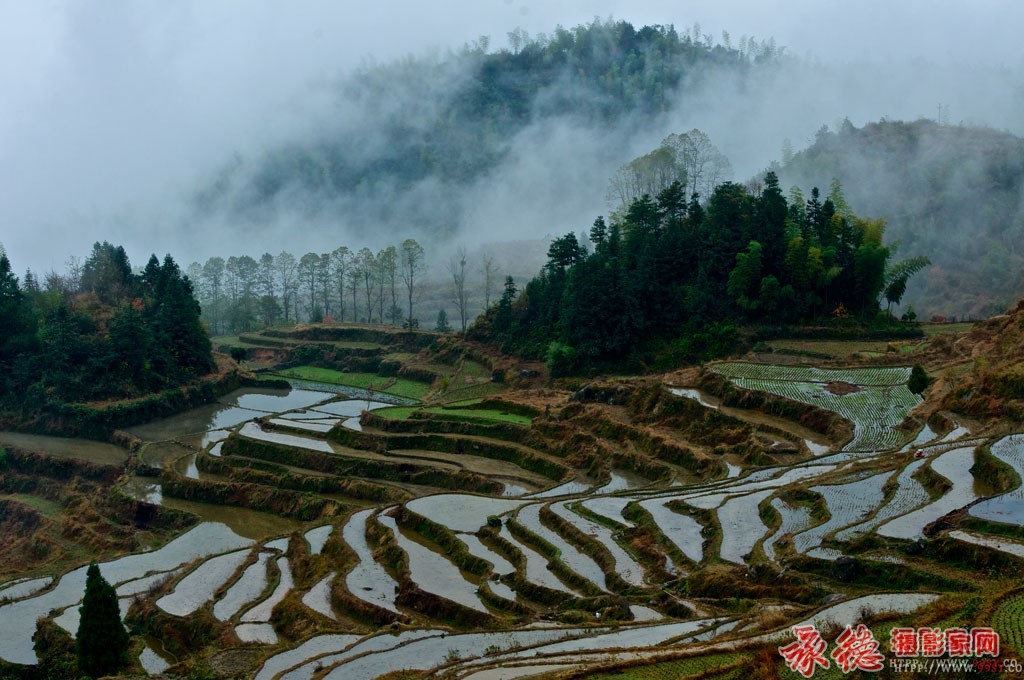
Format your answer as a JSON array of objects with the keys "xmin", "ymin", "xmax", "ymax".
[
  {"xmin": 778, "ymin": 119, "xmax": 1024, "ymax": 318},
  {"xmin": 190, "ymin": 20, "xmax": 778, "ymax": 239}
]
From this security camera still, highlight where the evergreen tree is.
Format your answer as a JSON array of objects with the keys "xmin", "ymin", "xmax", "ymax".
[
  {"xmin": 435, "ymin": 308, "xmax": 452, "ymax": 332},
  {"xmin": 76, "ymin": 564, "xmax": 129, "ymax": 677},
  {"xmin": 908, "ymin": 364, "xmax": 931, "ymax": 395}
]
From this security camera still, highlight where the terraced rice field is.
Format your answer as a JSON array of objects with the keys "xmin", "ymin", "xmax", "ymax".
[
  {"xmin": 712, "ymin": 363, "xmax": 921, "ymax": 451},
  {"xmin": 877, "ymin": 446, "xmax": 981, "ymax": 539},
  {"xmin": 7, "ymin": 363, "xmax": 1024, "ymax": 678},
  {"xmin": 834, "ymin": 460, "xmax": 930, "ymax": 541},
  {"xmin": 969, "ymin": 434, "xmax": 1024, "ymax": 524},
  {"xmin": 793, "ymin": 473, "xmax": 889, "ymax": 559},
  {"xmin": 762, "ymin": 498, "xmax": 814, "ymax": 561},
  {"xmin": 716, "ymin": 490, "xmax": 773, "ymax": 563}
]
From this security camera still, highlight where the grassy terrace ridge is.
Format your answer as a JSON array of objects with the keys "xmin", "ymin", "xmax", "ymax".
[
  {"xmin": 272, "ymin": 366, "xmax": 432, "ymax": 399},
  {"xmin": 373, "ymin": 405, "xmax": 533, "ymax": 426}
]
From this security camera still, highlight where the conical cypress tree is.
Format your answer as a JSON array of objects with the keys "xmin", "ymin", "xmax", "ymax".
[{"xmin": 76, "ymin": 563, "xmax": 129, "ymax": 677}]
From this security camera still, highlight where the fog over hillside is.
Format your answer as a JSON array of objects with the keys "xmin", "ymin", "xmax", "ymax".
[{"xmin": 1, "ymin": 1, "xmax": 1022, "ymax": 283}]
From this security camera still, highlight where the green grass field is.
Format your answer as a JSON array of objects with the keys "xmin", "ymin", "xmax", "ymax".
[
  {"xmin": 373, "ymin": 405, "xmax": 531, "ymax": 425},
  {"xmin": 0, "ymin": 493, "xmax": 63, "ymax": 519},
  {"xmin": 275, "ymin": 366, "xmax": 431, "ymax": 399}
]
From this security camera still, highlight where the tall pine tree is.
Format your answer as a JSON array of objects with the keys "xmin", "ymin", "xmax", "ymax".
[{"xmin": 76, "ymin": 563, "xmax": 129, "ymax": 677}]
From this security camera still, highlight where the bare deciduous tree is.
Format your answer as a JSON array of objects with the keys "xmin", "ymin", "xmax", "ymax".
[
  {"xmin": 480, "ymin": 252, "xmax": 497, "ymax": 309},
  {"xmin": 399, "ymin": 239, "xmax": 425, "ymax": 328},
  {"xmin": 448, "ymin": 245, "xmax": 469, "ymax": 333}
]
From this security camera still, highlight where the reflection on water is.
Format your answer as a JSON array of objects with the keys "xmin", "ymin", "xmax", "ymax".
[
  {"xmin": 236, "ymin": 623, "xmax": 278, "ymax": 644},
  {"xmin": 254, "ymin": 633, "xmax": 366, "ymax": 680},
  {"xmin": 221, "ymin": 388, "xmax": 330, "ymax": 413},
  {"xmin": 302, "ymin": 573, "xmax": 337, "ymax": 619},
  {"xmin": 344, "ymin": 509, "xmax": 400, "ymax": 613},
  {"xmin": 595, "ymin": 470, "xmax": 649, "ymax": 493},
  {"xmin": 128, "ymin": 386, "xmax": 336, "ymax": 443},
  {"xmin": 129, "ymin": 405, "xmax": 264, "ymax": 441},
  {"xmin": 214, "ymin": 552, "xmax": 272, "ymax": 621},
  {"xmin": 526, "ymin": 479, "xmax": 591, "ymax": 499},
  {"xmin": 407, "ymin": 494, "xmax": 525, "ymax": 533},
  {"xmin": 0, "ymin": 577, "xmax": 53, "ymax": 602},
  {"xmin": 121, "ymin": 477, "xmax": 162, "ymax": 505},
  {"xmin": 156, "ymin": 549, "xmax": 251, "ymax": 617},
  {"xmin": 500, "ymin": 481, "xmax": 531, "ymax": 497},
  {"xmin": 241, "ymin": 556, "xmax": 292, "ymax": 623},
  {"xmin": 0, "ymin": 523, "xmax": 251, "ymax": 664},
  {"xmin": 202, "ymin": 429, "xmax": 232, "ymax": 447},
  {"xmin": 516, "ymin": 504, "xmax": 607, "ymax": 591},
  {"xmin": 304, "ymin": 525, "xmax": 334, "ymax": 555},
  {"xmin": 159, "ymin": 497, "xmax": 301, "ymax": 540},
  {"xmin": 139, "ymin": 646, "xmax": 171, "ymax": 675},
  {"xmin": 380, "ymin": 513, "xmax": 485, "ymax": 612}
]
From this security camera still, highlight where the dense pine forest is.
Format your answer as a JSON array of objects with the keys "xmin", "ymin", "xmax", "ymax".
[
  {"xmin": 0, "ymin": 243, "xmax": 213, "ymax": 411},
  {"xmin": 471, "ymin": 171, "xmax": 926, "ymax": 374}
]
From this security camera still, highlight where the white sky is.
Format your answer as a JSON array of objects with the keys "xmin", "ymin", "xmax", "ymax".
[{"xmin": 1, "ymin": 0, "xmax": 1022, "ymax": 272}]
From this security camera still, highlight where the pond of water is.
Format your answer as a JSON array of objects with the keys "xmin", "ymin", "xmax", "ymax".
[
  {"xmin": 312, "ymin": 399, "xmax": 394, "ymax": 417},
  {"xmin": 343, "ymin": 508, "xmax": 400, "ymax": 613},
  {"xmin": 525, "ymin": 479, "xmax": 591, "ymax": 499},
  {"xmin": 115, "ymin": 569, "xmax": 181, "ymax": 597},
  {"xmin": 128, "ymin": 404, "xmax": 264, "ymax": 442},
  {"xmin": 969, "ymin": 434, "xmax": 1024, "ymax": 525},
  {"xmin": 0, "ymin": 522, "xmax": 251, "ymax": 663},
  {"xmin": 407, "ymin": 494, "xmax": 525, "ymax": 532},
  {"xmin": 302, "ymin": 573, "xmax": 337, "ymax": 620},
  {"xmin": 878, "ymin": 447, "xmax": 980, "ymax": 540},
  {"xmin": 279, "ymin": 630, "xmax": 437, "ymax": 680},
  {"xmin": 238, "ymin": 421, "xmax": 334, "ymax": 453},
  {"xmin": 497, "ymin": 525, "xmax": 578, "ymax": 595},
  {"xmin": 304, "ymin": 524, "xmax": 334, "ymax": 554},
  {"xmin": 268, "ymin": 418, "xmax": 336, "ymax": 433},
  {"xmin": 254, "ymin": 633, "xmax": 365, "ymax": 680},
  {"xmin": 220, "ymin": 387, "xmax": 331, "ymax": 412},
  {"xmin": 595, "ymin": 471, "xmax": 650, "ymax": 493},
  {"xmin": 378, "ymin": 514, "xmax": 486, "ymax": 612},
  {"xmin": 550, "ymin": 501, "xmax": 644, "ymax": 586},
  {"xmin": 236, "ymin": 623, "xmax": 278, "ymax": 644},
  {"xmin": 157, "ymin": 548, "xmax": 252, "ymax": 617},
  {"xmin": 794, "ymin": 473, "xmax": 889, "ymax": 555},
  {"xmin": 158, "ymin": 495, "xmax": 301, "ymax": 540},
  {"xmin": 668, "ymin": 387, "xmax": 718, "ymax": 409},
  {"xmin": 763, "ymin": 498, "xmax": 813, "ymax": 562},
  {"xmin": 213, "ymin": 552, "xmax": 272, "ymax": 621},
  {"xmin": 0, "ymin": 577, "xmax": 53, "ymax": 602},
  {"xmin": 241, "ymin": 556, "xmax": 293, "ymax": 623},
  {"xmin": 320, "ymin": 627, "xmax": 601, "ymax": 679},
  {"xmin": 515, "ymin": 504, "xmax": 607, "ymax": 591},
  {"xmin": 639, "ymin": 498, "xmax": 704, "ymax": 563},
  {"xmin": 717, "ymin": 489, "xmax": 773, "ymax": 564},
  {"xmin": 949, "ymin": 530, "xmax": 1024, "ymax": 558},
  {"xmin": 458, "ymin": 533, "xmax": 516, "ymax": 576},
  {"xmin": 139, "ymin": 645, "xmax": 171, "ymax": 675}
]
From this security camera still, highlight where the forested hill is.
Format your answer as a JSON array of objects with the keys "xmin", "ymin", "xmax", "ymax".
[
  {"xmin": 191, "ymin": 20, "xmax": 780, "ymax": 236},
  {"xmin": 0, "ymin": 243, "xmax": 214, "ymax": 413},
  {"xmin": 778, "ymin": 119, "xmax": 1024, "ymax": 319},
  {"xmin": 470, "ymin": 172, "xmax": 926, "ymax": 375}
]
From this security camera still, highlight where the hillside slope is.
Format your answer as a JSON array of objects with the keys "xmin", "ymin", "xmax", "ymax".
[
  {"xmin": 190, "ymin": 20, "xmax": 777, "ymax": 238},
  {"xmin": 780, "ymin": 119, "xmax": 1024, "ymax": 318}
]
